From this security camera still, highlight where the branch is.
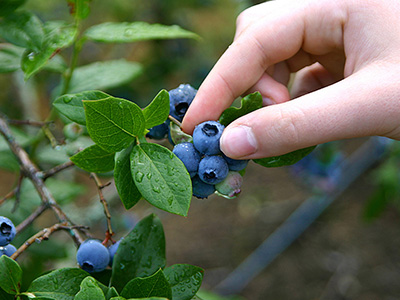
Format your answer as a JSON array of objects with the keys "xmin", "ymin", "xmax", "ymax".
[
  {"xmin": 0, "ymin": 114, "xmax": 84, "ymax": 246},
  {"xmin": 16, "ymin": 204, "xmax": 48, "ymax": 234}
]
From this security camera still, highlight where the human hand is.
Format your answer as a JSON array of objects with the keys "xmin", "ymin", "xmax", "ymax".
[{"xmin": 182, "ymin": 0, "xmax": 400, "ymax": 159}]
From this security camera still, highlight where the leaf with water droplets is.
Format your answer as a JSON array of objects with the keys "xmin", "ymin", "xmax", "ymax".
[
  {"xmin": 70, "ymin": 144, "xmax": 115, "ymax": 173},
  {"xmin": 0, "ymin": 255, "xmax": 22, "ymax": 294},
  {"xmin": 84, "ymin": 97, "xmax": 145, "ymax": 153},
  {"xmin": 84, "ymin": 22, "xmax": 199, "ymax": 43},
  {"xmin": 130, "ymin": 143, "xmax": 192, "ymax": 216},
  {"xmin": 164, "ymin": 264, "xmax": 204, "ymax": 300},
  {"xmin": 111, "ymin": 214, "xmax": 166, "ymax": 292},
  {"xmin": 142, "ymin": 89, "xmax": 170, "ymax": 129},
  {"xmin": 53, "ymin": 90, "xmax": 110, "ymax": 125},
  {"xmin": 26, "ymin": 268, "xmax": 89, "ymax": 300},
  {"xmin": 74, "ymin": 277, "xmax": 106, "ymax": 300},
  {"xmin": 114, "ymin": 144, "xmax": 141, "ymax": 210}
]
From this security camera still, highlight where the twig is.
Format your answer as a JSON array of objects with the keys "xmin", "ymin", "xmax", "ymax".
[
  {"xmin": 16, "ymin": 204, "xmax": 48, "ymax": 234},
  {"xmin": 90, "ymin": 173, "xmax": 113, "ymax": 243},
  {"xmin": 0, "ymin": 114, "xmax": 84, "ymax": 246},
  {"xmin": 11, "ymin": 173, "xmax": 24, "ymax": 213},
  {"xmin": 8, "ymin": 119, "xmax": 54, "ymax": 127},
  {"xmin": 42, "ymin": 161, "xmax": 75, "ymax": 180},
  {"xmin": 168, "ymin": 115, "xmax": 182, "ymax": 128},
  {"xmin": 11, "ymin": 223, "xmax": 89, "ymax": 260}
]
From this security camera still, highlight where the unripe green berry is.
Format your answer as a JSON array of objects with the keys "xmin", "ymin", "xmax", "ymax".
[{"xmin": 215, "ymin": 171, "xmax": 243, "ymax": 198}]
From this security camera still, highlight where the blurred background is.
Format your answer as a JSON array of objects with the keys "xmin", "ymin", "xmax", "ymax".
[{"xmin": 1, "ymin": 0, "xmax": 400, "ymax": 299}]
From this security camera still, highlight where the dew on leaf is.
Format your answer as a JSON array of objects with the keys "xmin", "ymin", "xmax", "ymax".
[{"xmin": 135, "ymin": 172, "xmax": 144, "ymax": 183}]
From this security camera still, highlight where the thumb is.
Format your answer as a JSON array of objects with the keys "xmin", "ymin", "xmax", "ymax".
[{"xmin": 220, "ymin": 66, "xmax": 400, "ymax": 159}]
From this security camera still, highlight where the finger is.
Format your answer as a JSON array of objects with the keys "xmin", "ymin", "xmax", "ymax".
[
  {"xmin": 290, "ymin": 63, "xmax": 338, "ymax": 98},
  {"xmin": 182, "ymin": 0, "xmax": 347, "ymax": 134},
  {"xmin": 220, "ymin": 65, "xmax": 400, "ymax": 159}
]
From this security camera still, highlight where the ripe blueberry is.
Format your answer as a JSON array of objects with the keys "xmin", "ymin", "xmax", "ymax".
[
  {"xmin": 173, "ymin": 142, "xmax": 201, "ymax": 177},
  {"xmin": 146, "ymin": 122, "xmax": 169, "ymax": 140},
  {"xmin": 198, "ymin": 155, "xmax": 229, "ymax": 184},
  {"xmin": 192, "ymin": 176, "xmax": 215, "ymax": 199},
  {"xmin": 108, "ymin": 238, "xmax": 123, "ymax": 266},
  {"xmin": 222, "ymin": 154, "xmax": 249, "ymax": 171},
  {"xmin": 0, "ymin": 216, "xmax": 16, "ymax": 246},
  {"xmin": 193, "ymin": 121, "xmax": 225, "ymax": 155},
  {"xmin": 0, "ymin": 244, "xmax": 17, "ymax": 257},
  {"xmin": 76, "ymin": 239, "xmax": 110, "ymax": 273},
  {"xmin": 215, "ymin": 171, "xmax": 243, "ymax": 198},
  {"xmin": 169, "ymin": 84, "xmax": 197, "ymax": 122}
]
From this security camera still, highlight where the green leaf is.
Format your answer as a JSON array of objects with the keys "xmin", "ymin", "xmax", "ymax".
[
  {"xmin": 219, "ymin": 92, "xmax": 263, "ymax": 126},
  {"xmin": 0, "ymin": 44, "xmax": 24, "ymax": 73},
  {"xmin": 0, "ymin": 0, "xmax": 27, "ymax": 17},
  {"xmin": 143, "ymin": 90, "xmax": 170, "ymax": 129},
  {"xmin": 0, "ymin": 11, "xmax": 44, "ymax": 51},
  {"xmin": 70, "ymin": 144, "xmax": 115, "ymax": 173},
  {"xmin": 84, "ymin": 97, "xmax": 145, "ymax": 152},
  {"xmin": 67, "ymin": 60, "xmax": 143, "ymax": 93},
  {"xmin": 84, "ymin": 22, "xmax": 199, "ymax": 43},
  {"xmin": 68, "ymin": 0, "xmax": 91, "ymax": 20},
  {"xmin": 74, "ymin": 277, "xmax": 106, "ymax": 300},
  {"xmin": 26, "ymin": 268, "xmax": 89, "ymax": 300},
  {"xmin": 169, "ymin": 122, "xmax": 193, "ymax": 145},
  {"xmin": 0, "ymin": 287, "xmax": 14, "ymax": 300},
  {"xmin": 130, "ymin": 143, "xmax": 192, "ymax": 216},
  {"xmin": 105, "ymin": 287, "xmax": 119, "ymax": 300},
  {"xmin": 110, "ymin": 214, "xmax": 166, "ymax": 292},
  {"xmin": 164, "ymin": 264, "xmax": 204, "ymax": 300},
  {"xmin": 114, "ymin": 145, "xmax": 141, "ymax": 210},
  {"xmin": 0, "ymin": 256, "xmax": 22, "ymax": 294},
  {"xmin": 21, "ymin": 21, "xmax": 77, "ymax": 80},
  {"xmin": 53, "ymin": 90, "xmax": 110, "ymax": 125},
  {"xmin": 253, "ymin": 146, "xmax": 316, "ymax": 168},
  {"xmin": 120, "ymin": 269, "xmax": 172, "ymax": 300}
]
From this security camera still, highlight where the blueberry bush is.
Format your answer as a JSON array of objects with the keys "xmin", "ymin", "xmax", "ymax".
[{"xmin": 0, "ymin": 1, "xmax": 314, "ymax": 299}]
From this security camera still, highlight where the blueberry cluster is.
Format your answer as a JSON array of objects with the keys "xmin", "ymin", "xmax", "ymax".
[
  {"xmin": 174, "ymin": 121, "xmax": 248, "ymax": 198},
  {"xmin": 146, "ymin": 83, "xmax": 249, "ymax": 199},
  {"xmin": 0, "ymin": 216, "xmax": 17, "ymax": 258},
  {"xmin": 76, "ymin": 238, "xmax": 122, "ymax": 273}
]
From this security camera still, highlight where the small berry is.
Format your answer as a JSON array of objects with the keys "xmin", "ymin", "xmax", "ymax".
[
  {"xmin": 146, "ymin": 122, "xmax": 169, "ymax": 140},
  {"xmin": 173, "ymin": 142, "xmax": 201, "ymax": 177},
  {"xmin": 193, "ymin": 121, "xmax": 225, "ymax": 155},
  {"xmin": 223, "ymin": 154, "xmax": 249, "ymax": 171},
  {"xmin": 198, "ymin": 155, "xmax": 229, "ymax": 184},
  {"xmin": 0, "ymin": 244, "xmax": 17, "ymax": 257},
  {"xmin": 169, "ymin": 84, "xmax": 197, "ymax": 122},
  {"xmin": 76, "ymin": 239, "xmax": 110, "ymax": 273},
  {"xmin": 215, "ymin": 171, "xmax": 243, "ymax": 198},
  {"xmin": 192, "ymin": 176, "xmax": 215, "ymax": 199},
  {"xmin": 108, "ymin": 238, "xmax": 123, "ymax": 266},
  {"xmin": 63, "ymin": 123, "xmax": 84, "ymax": 141},
  {"xmin": 0, "ymin": 216, "xmax": 16, "ymax": 246}
]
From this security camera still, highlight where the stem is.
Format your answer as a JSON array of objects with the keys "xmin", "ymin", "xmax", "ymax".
[
  {"xmin": 168, "ymin": 115, "xmax": 182, "ymax": 128},
  {"xmin": 16, "ymin": 204, "xmax": 48, "ymax": 234},
  {"xmin": 42, "ymin": 161, "xmax": 75, "ymax": 180}
]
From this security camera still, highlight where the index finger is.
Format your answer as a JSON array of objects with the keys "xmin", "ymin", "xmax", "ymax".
[{"xmin": 181, "ymin": 0, "xmax": 346, "ymax": 134}]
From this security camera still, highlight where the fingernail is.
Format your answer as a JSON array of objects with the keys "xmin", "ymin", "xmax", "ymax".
[
  {"xmin": 220, "ymin": 125, "xmax": 258, "ymax": 158},
  {"xmin": 263, "ymin": 97, "xmax": 275, "ymax": 106}
]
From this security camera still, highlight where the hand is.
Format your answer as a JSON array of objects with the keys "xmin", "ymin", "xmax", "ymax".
[{"xmin": 182, "ymin": 0, "xmax": 400, "ymax": 159}]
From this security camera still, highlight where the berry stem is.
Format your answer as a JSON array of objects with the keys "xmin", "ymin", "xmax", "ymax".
[{"xmin": 168, "ymin": 115, "xmax": 182, "ymax": 128}]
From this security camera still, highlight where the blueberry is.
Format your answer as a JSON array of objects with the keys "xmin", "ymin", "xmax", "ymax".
[
  {"xmin": 0, "ymin": 244, "xmax": 17, "ymax": 257},
  {"xmin": 193, "ymin": 121, "xmax": 225, "ymax": 155},
  {"xmin": 198, "ymin": 155, "xmax": 229, "ymax": 184},
  {"xmin": 0, "ymin": 217, "xmax": 16, "ymax": 246},
  {"xmin": 222, "ymin": 154, "xmax": 249, "ymax": 171},
  {"xmin": 192, "ymin": 175, "xmax": 215, "ymax": 199},
  {"xmin": 169, "ymin": 84, "xmax": 197, "ymax": 122},
  {"xmin": 173, "ymin": 142, "xmax": 201, "ymax": 177},
  {"xmin": 76, "ymin": 239, "xmax": 110, "ymax": 273},
  {"xmin": 146, "ymin": 122, "xmax": 169, "ymax": 140},
  {"xmin": 108, "ymin": 238, "xmax": 123, "ymax": 266},
  {"xmin": 215, "ymin": 171, "xmax": 243, "ymax": 198}
]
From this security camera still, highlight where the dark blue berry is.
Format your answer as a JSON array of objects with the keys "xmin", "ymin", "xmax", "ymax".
[
  {"xmin": 0, "ymin": 244, "xmax": 17, "ymax": 257},
  {"xmin": 0, "ymin": 216, "xmax": 16, "ymax": 246},
  {"xmin": 76, "ymin": 239, "xmax": 110, "ymax": 273},
  {"xmin": 192, "ymin": 175, "xmax": 215, "ymax": 199},
  {"xmin": 146, "ymin": 122, "xmax": 169, "ymax": 140},
  {"xmin": 193, "ymin": 121, "xmax": 225, "ymax": 155},
  {"xmin": 169, "ymin": 84, "xmax": 197, "ymax": 122},
  {"xmin": 198, "ymin": 155, "xmax": 229, "ymax": 184},
  {"xmin": 173, "ymin": 142, "xmax": 201, "ymax": 177},
  {"xmin": 222, "ymin": 154, "xmax": 249, "ymax": 171}
]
